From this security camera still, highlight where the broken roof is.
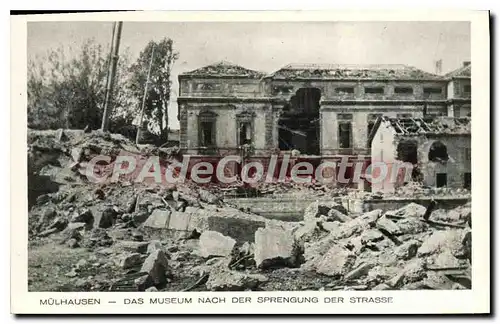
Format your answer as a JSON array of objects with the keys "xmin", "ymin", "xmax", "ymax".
[
  {"xmin": 180, "ymin": 61, "xmax": 265, "ymax": 78},
  {"xmin": 445, "ymin": 63, "xmax": 471, "ymax": 79},
  {"xmin": 266, "ymin": 63, "xmax": 444, "ymax": 80},
  {"xmin": 371, "ymin": 115, "xmax": 471, "ymax": 140}
]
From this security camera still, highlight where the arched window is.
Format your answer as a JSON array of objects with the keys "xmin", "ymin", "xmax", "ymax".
[
  {"xmin": 198, "ymin": 110, "xmax": 217, "ymax": 147},
  {"xmin": 236, "ymin": 111, "xmax": 255, "ymax": 146},
  {"xmin": 428, "ymin": 141, "xmax": 448, "ymax": 162}
]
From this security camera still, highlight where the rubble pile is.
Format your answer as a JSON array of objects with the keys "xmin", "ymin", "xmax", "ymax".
[
  {"xmin": 27, "ymin": 129, "xmax": 471, "ymax": 292},
  {"xmin": 218, "ymin": 180, "xmax": 353, "ymax": 200},
  {"xmin": 392, "ymin": 182, "xmax": 471, "ymax": 199},
  {"xmin": 296, "ymin": 201, "xmax": 471, "ymax": 290},
  {"xmin": 184, "ymin": 61, "xmax": 265, "ymax": 79},
  {"xmin": 269, "ymin": 64, "xmax": 443, "ymax": 81},
  {"xmin": 230, "ymin": 180, "xmax": 472, "ymax": 201}
]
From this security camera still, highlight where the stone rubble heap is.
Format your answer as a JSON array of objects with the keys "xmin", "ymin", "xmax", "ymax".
[{"xmin": 27, "ymin": 129, "xmax": 472, "ymax": 292}]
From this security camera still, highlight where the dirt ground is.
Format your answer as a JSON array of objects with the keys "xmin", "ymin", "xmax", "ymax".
[{"xmin": 28, "ymin": 241, "xmax": 342, "ymax": 292}]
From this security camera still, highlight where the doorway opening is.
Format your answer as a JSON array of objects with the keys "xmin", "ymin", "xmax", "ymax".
[
  {"xmin": 238, "ymin": 121, "xmax": 252, "ymax": 146},
  {"xmin": 463, "ymin": 172, "xmax": 471, "ymax": 189},
  {"xmin": 278, "ymin": 88, "xmax": 321, "ymax": 155},
  {"xmin": 396, "ymin": 139, "xmax": 421, "ymax": 182},
  {"xmin": 436, "ymin": 173, "xmax": 447, "ymax": 187}
]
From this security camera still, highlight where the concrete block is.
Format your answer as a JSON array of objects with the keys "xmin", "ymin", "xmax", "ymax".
[
  {"xmin": 254, "ymin": 227, "xmax": 299, "ymax": 269},
  {"xmin": 168, "ymin": 210, "xmax": 192, "ymax": 231},
  {"xmin": 143, "ymin": 209, "xmax": 170, "ymax": 229},
  {"xmin": 199, "ymin": 231, "xmax": 236, "ymax": 258},
  {"xmin": 316, "ymin": 244, "xmax": 356, "ymax": 277}
]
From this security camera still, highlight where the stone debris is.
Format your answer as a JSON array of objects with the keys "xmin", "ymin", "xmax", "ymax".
[
  {"xmin": 315, "ymin": 244, "xmax": 356, "ymax": 277},
  {"xmin": 327, "ymin": 209, "xmax": 352, "ymax": 223},
  {"xmin": 115, "ymin": 241, "xmax": 149, "ymax": 254},
  {"xmin": 198, "ymin": 189, "xmax": 220, "ymax": 205},
  {"xmin": 344, "ymin": 262, "xmax": 376, "ymax": 281},
  {"xmin": 396, "ymin": 217, "xmax": 429, "ymax": 235},
  {"xmin": 93, "ymin": 207, "xmax": 117, "ymax": 229},
  {"xmin": 38, "ymin": 217, "xmax": 68, "ymax": 237},
  {"xmin": 426, "ymin": 250, "xmax": 468, "ymax": 269},
  {"xmin": 132, "ymin": 231, "xmax": 144, "ymax": 241},
  {"xmin": 302, "ymin": 234, "xmax": 338, "ymax": 270},
  {"xmin": 387, "ymin": 203, "xmax": 427, "ymax": 219},
  {"xmin": 67, "ymin": 222, "xmax": 87, "ymax": 231},
  {"xmin": 294, "ymin": 220, "xmax": 329, "ymax": 245},
  {"xmin": 86, "ymin": 228, "xmax": 113, "ymax": 248},
  {"xmin": 320, "ymin": 220, "xmax": 342, "ymax": 233},
  {"xmin": 239, "ymin": 241, "xmax": 255, "ymax": 256},
  {"xmin": 376, "ymin": 216, "xmax": 402, "ymax": 235},
  {"xmin": 119, "ymin": 253, "xmax": 142, "ymax": 270},
  {"xmin": 71, "ymin": 209, "xmax": 94, "ymax": 225},
  {"xmin": 37, "ymin": 208, "xmax": 57, "ymax": 230},
  {"xmin": 134, "ymin": 274, "xmax": 154, "ymax": 291},
  {"xmin": 67, "ymin": 238, "xmax": 79, "ymax": 248},
  {"xmin": 140, "ymin": 250, "xmax": 170, "ymax": 287},
  {"xmin": 372, "ymin": 283, "xmax": 392, "ymax": 290},
  {"xmin": 297, "ymin": 199, "xmax": 470, "ymax": 290},
  {"xmin": 143, "ymin": 209, "xmax": 171, "ymax": 229},
  {"xmin": 143, "ymin": 205, "xmax": 269, "ymax": 243},
  {"xmin": 386, "ymin": 259, "xmax": 427, "ymax": 289},
  {"xmin": 395, "ymin": 239, "xmax": 421, "ymax": 260},
  {"xmin": 422, "ymin": 272, "xmax": 457, "ymax": 290},
  {"xmin": 167, "ymin": 210, "xmax": 193, "ymax": 231},
  {"xmin": 417, "ymin": 230, "xmax": 465, "ymax": 258},
  {"xmin": 359, "ymin": 229, "xmax": 384, "ymax": 244},
  {"xmin": 27, "ymin": 129, "xmax": 472, "ymax": 292},
  {"xmin": 254, "ymin": 227, "xmax": 300, "ymax": 269},
  {"xmin": 322, "ymin": 209, "xmax": 383, "ymax": 242},
  {"xmin": 303, "ymin": 201, "xmax": 348, "ymax": 223},
  {"xmin": 197, "ymin": 212, "xmax": 267, "ymax": 243},
  {"xmin": 431, "ymin": 203, "xmax": 471, "ymax": 224},
  {"xmin": 125, "ymin": 195, "xmax": 138, "ymax": 214},
  {"xmin": 147, "ymin": 240, "xmax": 163, "ymax": 254},
  {"xmin": 206, "ymin": 268, "xmax": 268, "ymax": 291},
  {"xmin": 199, "ymin": 231, "xmax": 236, "ymax": 258}
]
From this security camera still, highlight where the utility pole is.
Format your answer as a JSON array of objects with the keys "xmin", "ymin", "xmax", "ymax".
[
  {"xmin": 102, "ymin": 23, "xmax": 116, "ymax": 111},
  {"xmin": 135, "ymin": 44, "xmax": 156, "ymax": 145},
  {"xmin": 101, "ymin": 21, "xmax": 123, "ymax": 131}
]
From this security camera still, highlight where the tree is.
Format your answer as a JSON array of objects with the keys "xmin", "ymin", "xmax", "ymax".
[
  {"xmin": 27, "ymin": 39, "xmax": 135, "ymax": 132},
  {"xmin": 129, "ymin": 38, "xmax": 179, "ymax": 142}
]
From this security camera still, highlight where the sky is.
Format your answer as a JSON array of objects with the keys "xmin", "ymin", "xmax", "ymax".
[{"xmin": 27, "ymin": 21, "xmax": 471, "ymax": 129}]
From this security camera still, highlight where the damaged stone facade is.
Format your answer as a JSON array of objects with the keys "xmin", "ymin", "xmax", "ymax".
[
  {"xmin": 178, "ymin": 61, "xmax": 471, "ymax": 160},
  {"xmin": 370, "ymin": 116, "xmax": 471, "ymax": 193},
  {"xmin": 446, "ymin": 62, "xmax": 471, "ymax": 118}
]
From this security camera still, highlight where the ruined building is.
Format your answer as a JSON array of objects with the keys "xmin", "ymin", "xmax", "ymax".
[
  {"xmin": 446, "ymin": 61, "xmax": 471, "ymax": 118},
  {"xmin": 369, "ymin": 116, "xmax": 471, "ymax": 193},
  {"xmin": 177, "ymin": 61, "xmax": 471, "ymax": 186}
]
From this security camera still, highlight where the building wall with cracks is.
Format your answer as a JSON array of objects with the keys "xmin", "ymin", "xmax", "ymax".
[
  {"xmin": 177, "ymin": 63, "xmax": 460, "ymax": 157},
  {"xmin": 178, "ymin": 76, "xmax": 272, "ymax": 156},
  {"xmin": 417, "ymin": 135, "xmax": 471, "ymax": 188},
  {"xmin": 320, "ymin": 106, "xmax": 429, "ymax": 156},
  {"xmin": 180, "ymin": 102, "xmax": 271, "ymax": 155},
  {"xmin": 446, "ymin": 62, "xmax": 471, "ymax": 117},
  {"xmin": 176, "ymin": 61, "xmax": 471, "ymax": 188},
  {"xmin": 371, "ymin": 121, "xmax": 471, "ymax": 193}
]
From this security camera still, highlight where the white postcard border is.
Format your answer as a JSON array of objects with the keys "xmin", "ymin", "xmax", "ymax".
[{"xmin": 10, "ymin": 10, "xmax": 490, "ymax": 314}]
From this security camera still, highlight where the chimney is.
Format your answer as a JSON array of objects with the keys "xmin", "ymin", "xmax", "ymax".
[
  {"xmin": 435, "ymin": 59, "xmax": 442, "ymax": 75},
  {"xmin": 463, "ymin": 61, "xmax": 471, "ymax": 67}
]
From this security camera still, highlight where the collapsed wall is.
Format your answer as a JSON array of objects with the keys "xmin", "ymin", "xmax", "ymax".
[{"xmin": 27, "ymin": 129, "xmax": 471, "ymax": 292}]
